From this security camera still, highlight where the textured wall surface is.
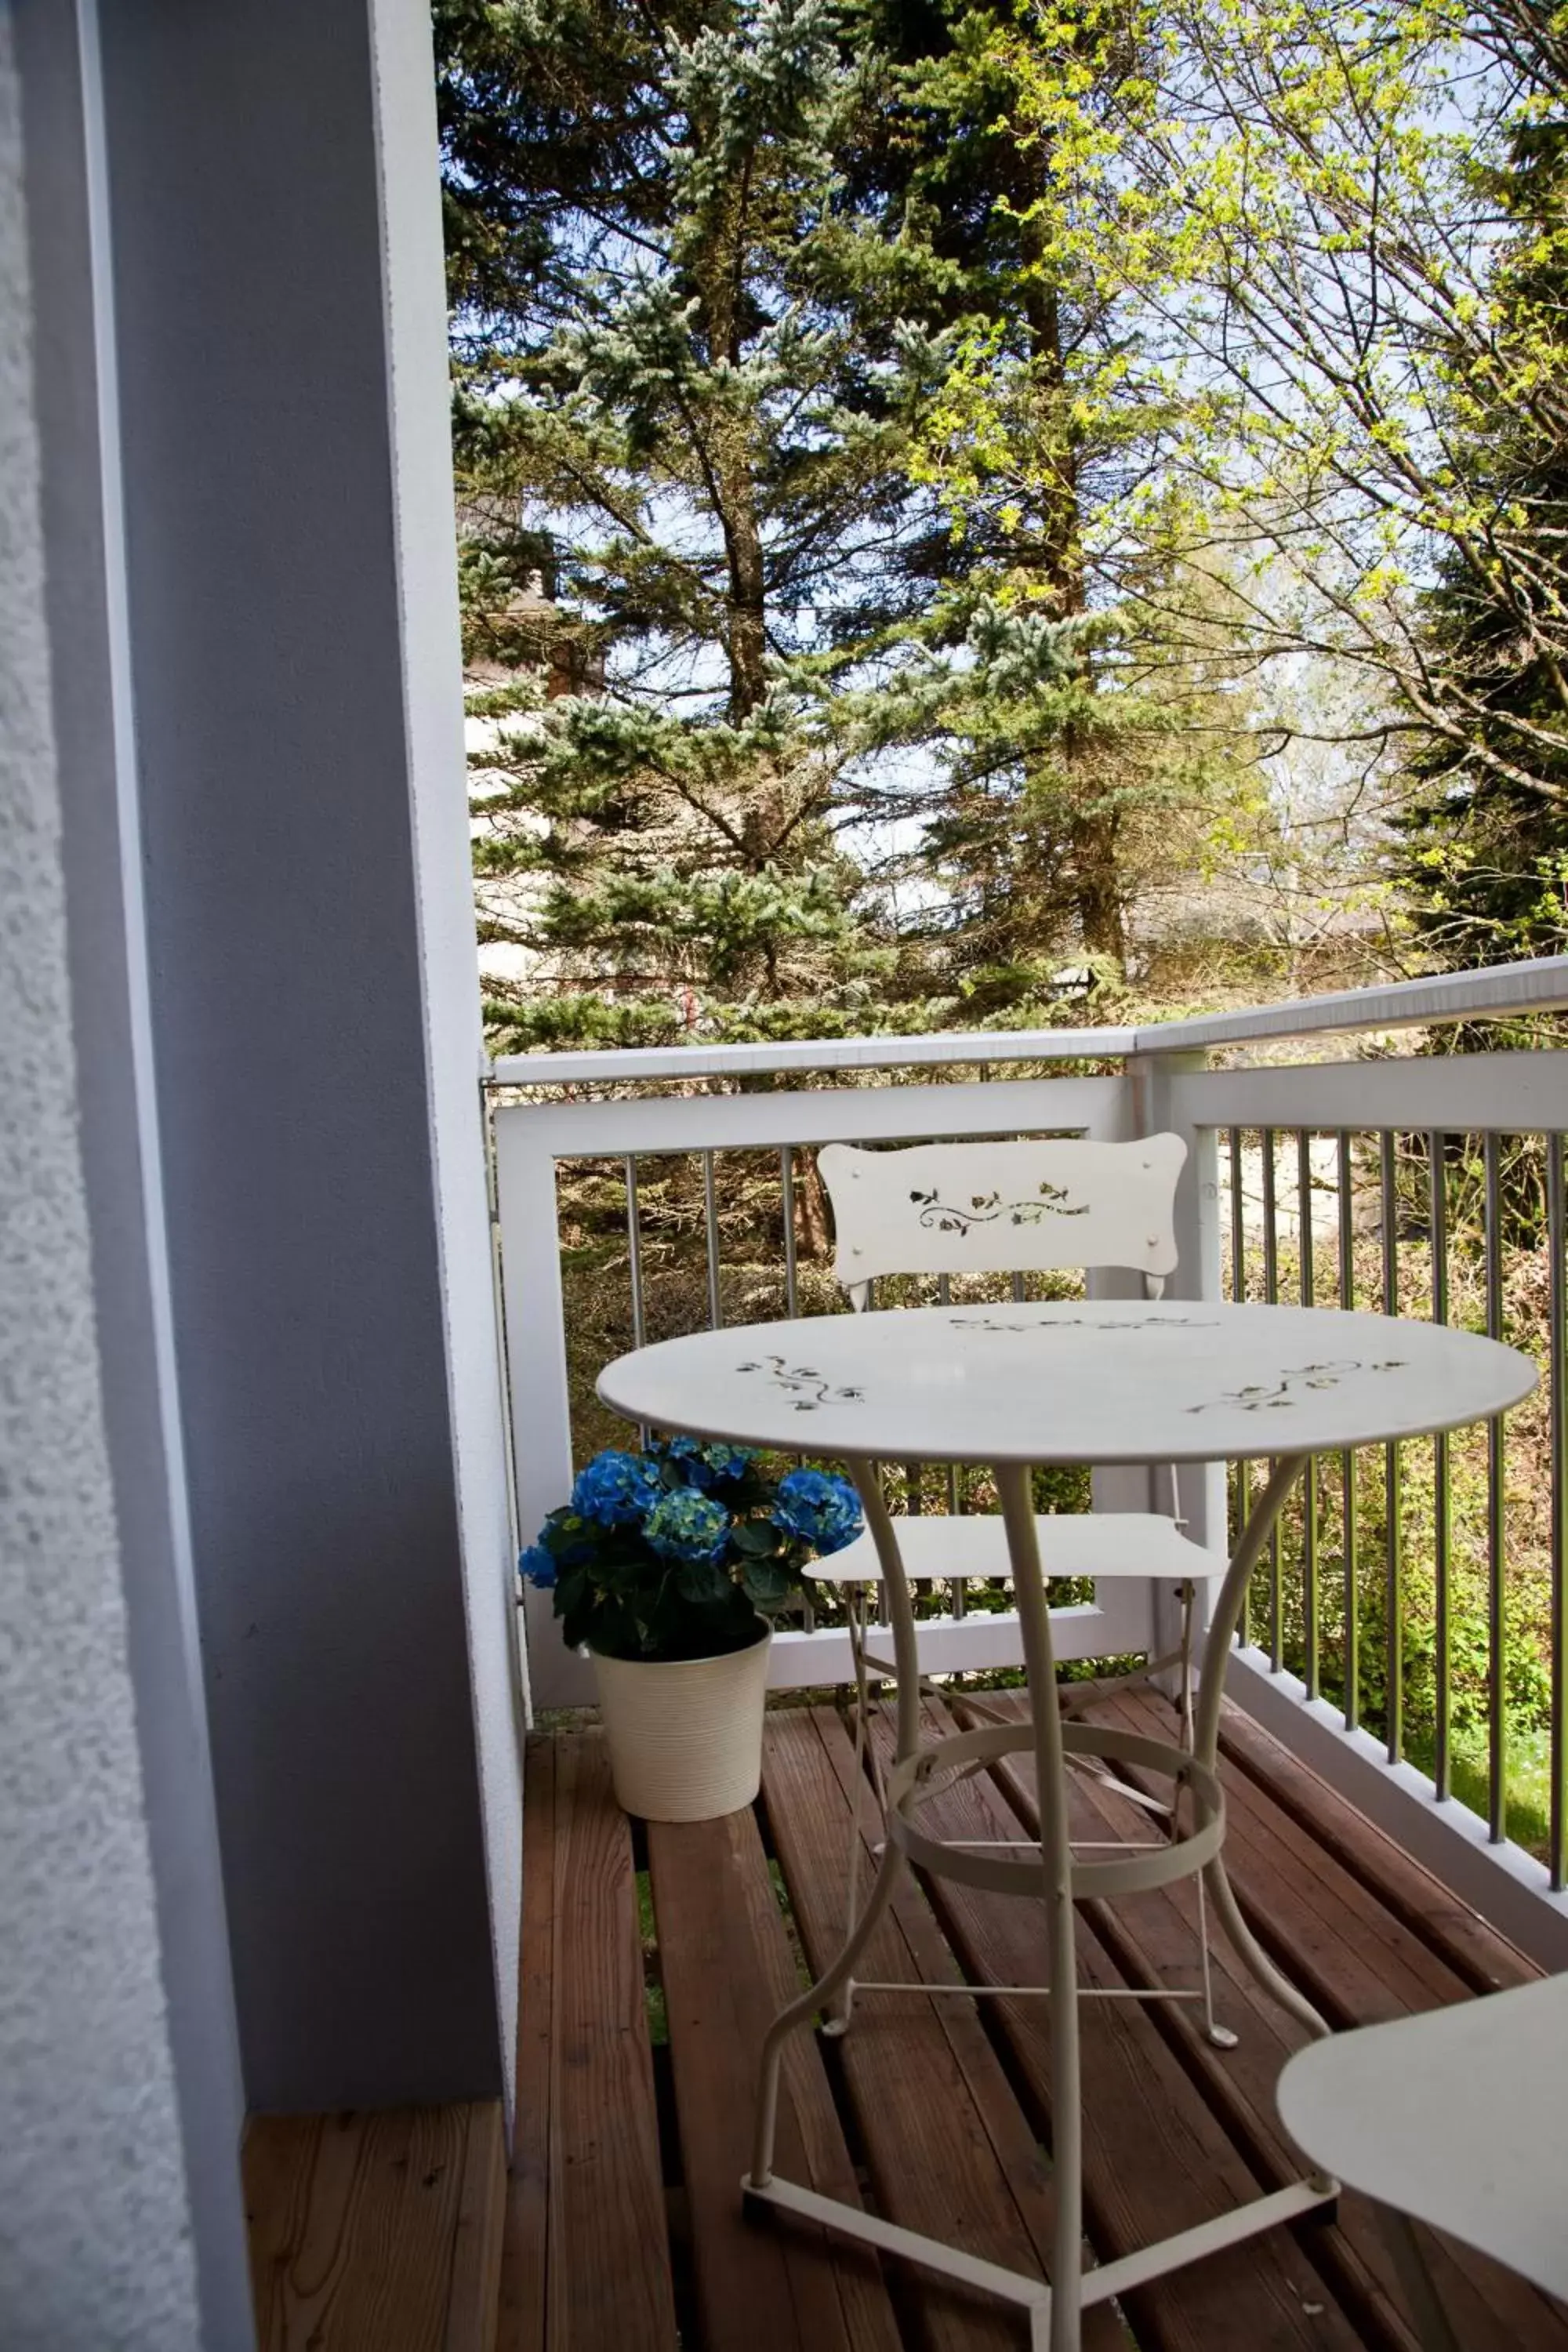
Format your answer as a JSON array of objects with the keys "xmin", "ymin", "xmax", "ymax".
[{"xmin": 0, "ymin": 12, "xmax": 203, "ymax": 2343}]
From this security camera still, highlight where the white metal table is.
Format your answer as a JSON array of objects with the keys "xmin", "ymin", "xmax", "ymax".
[{"xmin": 598, "ymin": 1298, "xmax": 1537, "ymax": 2351}]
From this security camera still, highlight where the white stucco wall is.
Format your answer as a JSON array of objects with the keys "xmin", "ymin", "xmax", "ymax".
[{"xmin": 0, "ymin": 12, "xmax": 203, "ymax": 2341}]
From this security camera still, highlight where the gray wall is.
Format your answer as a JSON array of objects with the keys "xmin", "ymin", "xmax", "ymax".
[
  {"xmin": 1, "ymin": 4, "xmax": 240, "ymax": 2340},
  {"xmin": 87, "ymin": 0, "xmax": 517, "ymax": 2111}
]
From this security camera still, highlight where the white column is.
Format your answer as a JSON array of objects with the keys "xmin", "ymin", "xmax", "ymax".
[{"xmin": 83, "ymin": 0, "xmax": 518, "ymax": 2114}]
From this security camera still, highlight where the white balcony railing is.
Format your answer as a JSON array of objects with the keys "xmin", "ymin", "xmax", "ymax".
[{"xmin": 489, "ymin": 955, "xmax": 1568, "ymax": 1967}]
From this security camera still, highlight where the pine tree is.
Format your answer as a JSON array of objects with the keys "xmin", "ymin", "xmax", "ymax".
[
  {"xmin": 837, "ymin": 0, "xmax": 1252, "ymax": 1004},
  {"xmin": 439, "ymin": 0, "xmax": 950, "ymax": 1049},
  {"xmin": 1399, "ymin": 10, "xmax": 1568, "ymax": 967}
]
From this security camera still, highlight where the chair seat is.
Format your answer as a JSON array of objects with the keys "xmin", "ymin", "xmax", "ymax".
[
  {"xmin": 1276, "ymin": 1974, "xmax": 1568, "ymax": 2299},
  {"xmin": 814, "ymin": 1511, "xmax": 1218, "ymax": 1588}
]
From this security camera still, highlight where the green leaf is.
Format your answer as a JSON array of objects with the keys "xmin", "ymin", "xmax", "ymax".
[
  {"xmin": 554, "ymin": 1568, "xmax": 590, "ymax": 1624},
  {"xmin": 675, "ymin": 1558, "xmax": 731, "ymax": 1606},
  {"xmin": 741, "ymin": 1560, "xmax": 796, "ymax": 1611},
  {"xmin": 730, "ymin": 1519, "xmax": 782, "ymax": 1557}
]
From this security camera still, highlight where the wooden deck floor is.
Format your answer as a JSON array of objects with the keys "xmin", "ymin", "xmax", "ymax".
[{"xmin": 246, "ymin": 1688, "xmax": 1568, "ymax": 2351}]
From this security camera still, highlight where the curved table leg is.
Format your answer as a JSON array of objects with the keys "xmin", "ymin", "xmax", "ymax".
[
  {"xmin": 823, "ymin": 1463, "xmax": 926, "ymax": 2032},
  {"xmin": 746, "ymin": 1838, "xmax": 909, "ymax": 2187},
  {"xmin": 745, "ymin": 1457, "xmax": 925, "ymax": 2154},
  {"xmin": 997, "ymin": 1463, "xmax": 1082, "ymax": 2352},
  {"xmin": 1194, "ymin": 1452, "xmax": 1333, "ymax": 2043}
]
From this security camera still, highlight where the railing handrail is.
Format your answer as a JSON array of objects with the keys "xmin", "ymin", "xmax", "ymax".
[
  {"xmin": 1140, "ymin": 954, "xmax": 1568, "ymax": 1054},
  {"xmin": 487, "ymin": 1023, "xmax": 1138, "ymax": 1086},
  {"xmin": 485, "ymin": 954, "xmax": 1568, "ymax": 1087}
]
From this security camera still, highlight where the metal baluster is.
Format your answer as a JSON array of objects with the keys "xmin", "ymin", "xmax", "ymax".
[
  {"xmin": 1381, "ymin": 1131, "xmax": 1403, "ymax": 1766},
  {"xmin": 1229, "ymin": 1127, "xmax": 1251, "ymax": 1648},
  {"xmin": 1485, "ymin": 1131, "xmax": 1507, "ymax": 1841},
  {"xmin": 1261, "ymin": 1127, "xmax": 1283, "ymax": 1671},
  {"xmin": 1298, "ymin": 1131, "xmax": 1319, "ymax": 1700},
  {"xmin": 1339, "ymin": 1132, "xmax": 1360, "ymax": 1731},
  {"xmin": 780, "ymin": 1145, "xmax": 799, "ymax": 1319},
  {"xmin": 1429, "ymin": 1132, "xmax": 1452, "ymax": 1802},
  {"xmin": 702, "ymin": 1149, "xmax": 722, "ymax": 1330},
  {"xmin": 625, "ymin": 1155, "xmax": 648, "ymax": 1349},
  {"xmin": 624, "ymin": 1154, "xmax": 650, "ymax": 1448},
  {"xmin": 938, "ymin": 1272, "xmax": 964, "ymax": 1618},
  {"xmin": 1549, "ymin": 1131, "xmax": 1566, "ymax": 1892}
]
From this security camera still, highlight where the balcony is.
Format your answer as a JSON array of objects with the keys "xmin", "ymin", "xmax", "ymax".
[{"xmin": 245, "ymin": 956, "xmax": 1568, "ymax": 2348}]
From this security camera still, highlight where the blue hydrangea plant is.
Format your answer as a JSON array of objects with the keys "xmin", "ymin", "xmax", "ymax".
[{"xmin": 518, "ymin": 1436, "xmax": 863, "ymax": 1663}]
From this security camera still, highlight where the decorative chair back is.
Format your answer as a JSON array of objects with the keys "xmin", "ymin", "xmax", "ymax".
[{"xmin": 817, "ymin": 1134, "xmax": 1188, "ymax": 1302}]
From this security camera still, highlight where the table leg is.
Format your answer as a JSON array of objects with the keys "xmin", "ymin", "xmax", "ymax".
[
  {"xmin": 847, "ymin": 1458, "xmax": 923, "ymax": 1762},
  {"xmin": 746, "ymin": 1838, "xmax": 909, "ymax": 2188},
  {"xmin": 745, "ymin": 1457, "xmax": 926, "ymax": 2179},
  {"xmin": 997, "ymin": 1462, "xmax": 1082, "ymax": 2352},
  {"xmin": 1194, "ymin": 1452, "xmax": 1332, "ymax": 2044}
]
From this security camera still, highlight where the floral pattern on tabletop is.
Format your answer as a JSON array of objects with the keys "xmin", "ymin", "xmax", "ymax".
[{"xmin": 1186, "ymin": 1358, "xmax": 1407, "ymax": 1414}]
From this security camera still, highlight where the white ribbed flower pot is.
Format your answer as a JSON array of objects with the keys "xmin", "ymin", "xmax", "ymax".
[{"xmin": 590, "ymin": 1625, "xmax": 772, "ymax": 1822}]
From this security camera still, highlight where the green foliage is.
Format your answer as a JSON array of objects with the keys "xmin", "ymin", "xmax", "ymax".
[
  {"xmin": 523, "ymin": 1437, "xmax": 862, "ymax": 1661},
  {"xmin": 442, "ymin": 0, "xmax": 964, "ymax": 1050},
  {"xmin": 1396, "ymin": 23, "xmax": 1568, "ymax": 965}
]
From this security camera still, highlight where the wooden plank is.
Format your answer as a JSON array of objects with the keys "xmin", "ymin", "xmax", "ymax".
[
  {"xmin": 970, "ymin": 1690, "xmax": 1568, "ymax": 2352},
  {"xmin": 500, "ymin": 1732, "xmax": 678, "ymax": 2352},
  {"xmin": 245, "ymin": 2104, "xmax": 483, "ymax": 2351},
  {"xmin": 1097, "ymin": 1691, "xmax": 1468, "ymax": 2028},
  {"xmin": 761, "ymin": 1705, "xmax": 1130, "ymax": 2352},
  {"xmin": 870, "ymin": 1701, "xmax": 1363, "ymax": 2352},
  {"xmin": 648, "ymin": 1796, "xmax": 903, "ymax": 2352},
  {"xmin": 1117, "ymin": 1690, "xmax": 1568, "ymax": 2349},
  {"xmin": 1213, "ymin": 1699, "xmax": 1543, "ymax": 1994},
  {"xmin": 499, "ymin": 1738, "xmax": 554, "ymax": 2352},
  {"xmin": 447, "ymin": 2103, "xmax": 507, "ymax": 2352}
]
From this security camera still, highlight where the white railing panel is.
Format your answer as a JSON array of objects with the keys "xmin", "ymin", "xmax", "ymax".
[
  {"xmin": 493, "ymin": 1114, "xmax": 580, "ymax": 1705},
  {"xmin": 1174, "ymin": 1052, "xmax": 1567, "ymax": 1137},
  {"xmin": 501, "ymin": 1073, "xmax": 1123, "ymax": 1161}
]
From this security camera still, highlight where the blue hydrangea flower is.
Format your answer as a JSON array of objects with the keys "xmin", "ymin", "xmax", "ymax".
[
  {"xmin": 571, "ymin": 1448, "xmax": 662, "ymax": 1528},
  {"xmin": 519, "ymin": 1544, "xmax": 557, "ymax": 1589},
  {"xmin": 664, "ymin": 1434, "xmax": 756, "ymax": 1489},
  {"xmin": 644, "ymin": 1486, "xmax": 732, "ymax": 1563},
  {"xmin": 772, "ymin": 1468, "xmax": 863, "ymax": 1557}
]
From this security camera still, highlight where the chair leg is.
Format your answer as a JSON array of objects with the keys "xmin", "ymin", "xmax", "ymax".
[
  {"xmin": 1192, "ymin": 1860, "xmax": 1236, "ymax": 2049},
  {"xmin": 828, "ymin": 1590, "xmax": 874, "ymax": 2035},
  {"xmin": 1175, "ymin": 1584, "xmax": 1236, "ymax": 2050}
]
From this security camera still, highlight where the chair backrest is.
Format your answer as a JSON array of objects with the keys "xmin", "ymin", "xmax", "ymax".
[{"xmin": 817, "ymin": 1133, "xmax": 1187, "ymax": 1294}]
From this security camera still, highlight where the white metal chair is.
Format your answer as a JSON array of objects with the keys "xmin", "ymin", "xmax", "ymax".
[
  {"xmin": 1277, "ymin": 1973, "xmax": 1568, "ymax": 2348},
  {"xmin": 813, "ymin": 1131, "xmax": 1229, "ymax": 2040}
]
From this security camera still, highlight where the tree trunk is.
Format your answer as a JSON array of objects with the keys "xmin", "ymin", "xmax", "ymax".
[{"xmin": 1070, "ymin": 806, "xmax": 1126, "ymax": 967}]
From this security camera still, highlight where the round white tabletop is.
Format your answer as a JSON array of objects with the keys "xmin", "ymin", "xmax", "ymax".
[{"xmin": 597, "ymin": 1299, "xmax": 1536, "ymax": 1465}]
